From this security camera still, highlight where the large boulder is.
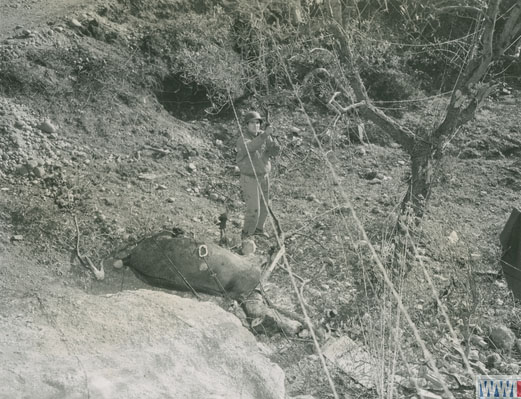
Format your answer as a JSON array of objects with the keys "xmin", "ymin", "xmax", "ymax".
[{"xmin": 0, "ymin": 288, "xmax": 286, "ymax": 399}]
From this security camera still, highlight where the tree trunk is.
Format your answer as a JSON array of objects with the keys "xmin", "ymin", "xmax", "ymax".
[{"xmin": 403, "ymin": 140, "xmax": 435, "ymax": 219}]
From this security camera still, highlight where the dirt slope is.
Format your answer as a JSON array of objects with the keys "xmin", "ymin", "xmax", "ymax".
[
  {"xmin": 1, "ymin": 1, "xmax": 521, "ymax": 398},
  {"xmin": 0, "ymin": 0, "xmax": 95, "ymax": 37}
]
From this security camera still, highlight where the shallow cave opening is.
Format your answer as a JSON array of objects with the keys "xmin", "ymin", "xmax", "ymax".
[{"xmin": 155, "ymin": 74, "xmax": 212, "ymax": 121}]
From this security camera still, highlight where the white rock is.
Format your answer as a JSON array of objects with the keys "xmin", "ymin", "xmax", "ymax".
[
  {"xmin": 470, "ymin": 334, "xmax": 488, "ymax": 348},
  {"xmin": 113, "ymin": 259, "xmax": 124, "ymax": 269},
  {"xmin": 447, "ymin": 231, "xmax": 459, "ymax": 244},
  {"xmin": 70, "ymin": 18, "xmax": 82, "ymax": 27},
  {"xmin": 468, "ymin": 349, "xmax": 480, "ymax": 361},
  {"xmin": 0, "ymin": 289, "xmax": 286, "ymax": 399}
]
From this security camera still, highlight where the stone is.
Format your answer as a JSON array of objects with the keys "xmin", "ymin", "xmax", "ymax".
[
  {"xmin": 470, "ymin": 334, "xmax": 487, "ymax": 348},
  {"xmin": 322, "ymin": 336, "xmax": 377, "ymax": 389},
  {"xmin": 490, "ymin": 325, "xmax": 516, "ymax": 351},
  {"xmin": 242, "ymin": 239, "xmax": 256, "ymax": 256},
  {"xmin": 33, "ymin": 167, "xmax": 45, "ymax": 178},
  {"xmin": 15, "ymin": 164, "xmax": 29, "ymax": 176},
  {"xmin": 468, "ymin": 350, "xmax": 480, "ymax": 362},
  {"xmin": 112, "ymin": 259, "xmax": 124, "ymax": 269},
  {"xmin": 298, "ymin": 329, "xmax": 310, "ymax": 338},
  {"xmin": 417, "ymin": 389, "xmax": 442, "ymax": 399},
  {"xmin": 0, "ymin": 289, "xmax": 286, "ymax": 399},
  {"xmin": 70, "ymin": 18, "xmax": 82, "ymax": 27},
  {"xmin": 354, "ymin": 146, "xmax": 366, "ymax": 156},
  {"xmin": 447, "ymin": 231, "xmax": 459, "ymax": 245},
  {"xmin": 486, "ymin": 352, "xmax": 501, "ymax": 368},
  {"xmin": 14, "ymin": 120, "xmax": 26, "ymax": 129},
  {"xmin": 38, "ymin": 120, "xmax": 56, "ymax": 134}
]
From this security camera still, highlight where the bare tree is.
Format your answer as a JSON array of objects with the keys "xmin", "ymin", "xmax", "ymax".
[{"xmin": 327, "ymin": 0, "xmax": 521, "ymax": 218}]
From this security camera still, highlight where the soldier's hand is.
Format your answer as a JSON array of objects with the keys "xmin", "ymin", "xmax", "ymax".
[{"xmin": 265, "ymin": 125, "xmax": 274, "ymax": 136}]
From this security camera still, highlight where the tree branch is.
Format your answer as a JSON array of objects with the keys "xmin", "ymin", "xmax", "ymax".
[
  {"xmin": 436, "ymin": 6, "xmax": 485, "ymax": 16},
  {"xmin": 328, "ymin": 22, "xmax": 416, "ymax": 149},
  {"xmin": 326, "ymin": 91, "xmax": 365, "ymax": 114},
  {"xmin": 464, "ymin": 0, "xmax": 499, "ymax": 87},
  {"xmin": 436, "ymin": 0, "xmax": 520, "ymax": 141},
  {"xmin": 496, "ymin": 0, "xmax": 521, "ymax": 57}
]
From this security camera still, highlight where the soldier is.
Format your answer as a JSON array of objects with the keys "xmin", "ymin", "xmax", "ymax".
[{"xmin": 236, "ymin": 111, "xmax": 280, "ymax": 240}]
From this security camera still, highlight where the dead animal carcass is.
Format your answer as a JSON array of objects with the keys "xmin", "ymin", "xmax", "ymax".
[
  {"xmin": 123, "ymin": 232, "xmax": 261, "ymax": 299},
  {"xmin": 500, "ymin": 208, "xmax": 521, "ymax": 300}
]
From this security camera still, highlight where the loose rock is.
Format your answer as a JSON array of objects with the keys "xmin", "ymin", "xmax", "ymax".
[
  {"xmin": 490, "ymin": 325, "xmax": 516, "ymax": 351},
  {"xmin": 33, "ymin": 167, "xmax": 45, "ymax": 178},
  {"xmin": 38, "ymin": 120, "xmax": 56, "ymax": 134},
  {"xmin": 486, "ymin": 352, "xmax": 501, "ymax": 368},
  {"xmin": 70, "ymin": 18, "xmax": 82, "ymax": 28},
  {"xmin": 242, "ymin": 239, "xmax": 256, "ymax": 256},
  {"xmin": 447, "ymin": 231, "xmax": 459, "ymax": 245}
]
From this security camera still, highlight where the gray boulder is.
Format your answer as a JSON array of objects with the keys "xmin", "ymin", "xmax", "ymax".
[
  {"xmin": 490, "ymin": 325, "xmax": 516, "ymax": 351},
  {"xmin": 0, "ymin": 289, "xmax": 285, "ymax": 399}
]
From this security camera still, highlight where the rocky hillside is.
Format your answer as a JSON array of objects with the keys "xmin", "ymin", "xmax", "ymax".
[{"xmin": 1, "ymin": 1, "xmax": 521, "ymax": 398}]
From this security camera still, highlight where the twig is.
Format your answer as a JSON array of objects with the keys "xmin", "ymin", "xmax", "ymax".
[
  {"xmin": 142, "ymin": 145, "xmax": 171, "ymax": 156},
  {"xmin": 287, "ymin": 231, "xmax": 329, "ymax": 252},
  {"xmin": 261, "ymin": 245, "xmax": 285, "ymax": 284},
  {"xmin": 300, "ymin": 264, "xmax": 327, "ymax": 300},
  {"xmin": 73, "ymin": 216, "xmax": 104, "ymax": 280}
]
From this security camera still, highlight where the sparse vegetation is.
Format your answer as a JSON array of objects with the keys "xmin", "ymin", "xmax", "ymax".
[{"xmin": 1, "ymin": 0, "xmax": 520, "ymax": 398}]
